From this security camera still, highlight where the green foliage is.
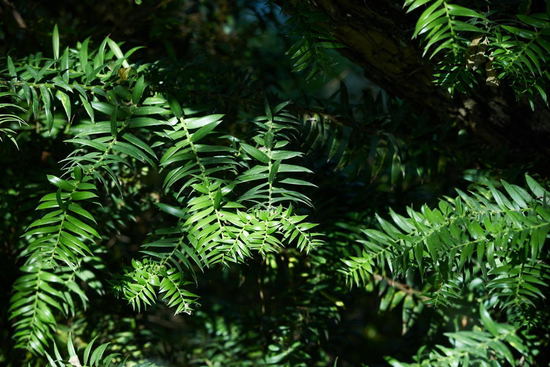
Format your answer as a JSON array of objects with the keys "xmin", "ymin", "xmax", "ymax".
[
  {"xmin": 118, "ymin": 101, "xmax": 322, "ymax": 314},
  {"xmin": 285, "ymin": 6, "xmax": 343, "ymax": 81},
  {"xmin": 10, "ymin": 173, "xmax": 101, "ymax": 353},
  {"xmin": 404, "ymin": 0, "xmax": 486, "ymax": 59},
  {"xmin": 2, "ymin": 27, "xmax": 321, "ymax": 361},
  {"xmin": 120, "ymin": 259, "xmax": 197, "ymax": 314},
  {"xmin": 343, "ymin": 175, "xmax": 549, "ymax": 310},
  {"xmin": 388, "ymin": 306, "xmax": 531, "ymax": 367},
  {"xmin": 45, "ymin": 336, "xmax": 121, "ymax": 367},
  {"xmin": 490, "ymin": 13, "xmax": 550, "ymax": 106},
  {"xmin": 342, "ymin": 175, "xmax": 550, "ymax": 366},
  {"xmin": 299, "ymin": 90, "xmax": 434, "ymax": 185},
  {"xmin": 404, "ymin": 0, "xmax": 550, "ymax": 103},
  {"xmin": 4, "ymin": 34, "xmax": 171, "ymax": 355},
  {"xmin": 1, "ymin": 2, "xmax": 549, "ymax": 367},
  {"xmin": 0, "ymin": 92, "xmax": 27, "ymax": 148}
]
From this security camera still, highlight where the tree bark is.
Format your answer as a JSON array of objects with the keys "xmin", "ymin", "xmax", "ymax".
[
  {"xmin": 280, "ymin": 0, "xmax": 449, "ymax": 110},
  {"xmin": 279, "ymin": 0, "xmax": 550, "ymax": 170}
]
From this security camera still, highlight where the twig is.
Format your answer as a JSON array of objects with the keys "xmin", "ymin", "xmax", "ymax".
[
  {"xmin": 2, "ymin": 0, "xmax": 27, "ymax": 29},
  {"xmin": 373, "ymin": 273, "xmax": 430, "ymax": 301}
]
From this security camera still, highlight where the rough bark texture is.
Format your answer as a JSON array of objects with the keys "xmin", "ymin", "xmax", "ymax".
[
  {"xmin": 280, "ymin": 0, "xmax": 550, "ymax": 170},
  {"xmin": 283, "ymin": 0, "xmax": 449, "ymax": 111}
]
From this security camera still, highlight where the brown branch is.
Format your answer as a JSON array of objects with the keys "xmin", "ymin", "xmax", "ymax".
[
  {"xmin": 373, "ymin": 273, "xmax": 430, "ymax": 301},
  {"xmin": 2, "ymin": 0, "xmax": 27, "ymax": 29}
]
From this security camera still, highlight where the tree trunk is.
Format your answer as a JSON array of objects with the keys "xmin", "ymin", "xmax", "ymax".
[{"xmin": 279, "ymin": 0, "xmax": 550, "ymax": 171}]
